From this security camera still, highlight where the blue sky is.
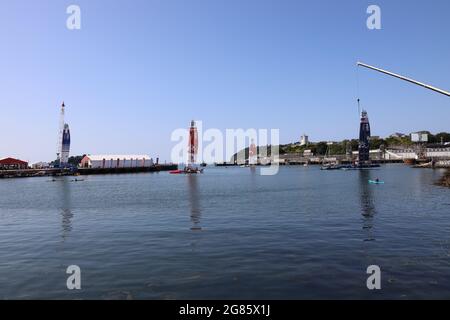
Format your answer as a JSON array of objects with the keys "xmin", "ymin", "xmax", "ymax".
[{"xmin": 0, "ymin": 0, "xmax": 449, "ymax": 163}]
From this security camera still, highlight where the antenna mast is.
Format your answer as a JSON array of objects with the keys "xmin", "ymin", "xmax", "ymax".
[{"xmin": 56, "ymin": 102, "xmax": 65, "ymax": 163}]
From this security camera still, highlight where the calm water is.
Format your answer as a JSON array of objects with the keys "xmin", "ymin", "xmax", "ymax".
[{"xmin": 0, "ymin": 165, "xmax": 449, "ymax": 299}]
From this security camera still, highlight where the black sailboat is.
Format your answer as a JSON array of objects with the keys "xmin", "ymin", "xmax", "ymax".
[{"xmin": 354, "ymin": 108, "xmax": 379, "ymax": 169}]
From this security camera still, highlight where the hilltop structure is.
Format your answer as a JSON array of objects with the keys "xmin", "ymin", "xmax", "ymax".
[{"xmin": 300, "ymin": 134, "xmax": 309, "ymax": 146}]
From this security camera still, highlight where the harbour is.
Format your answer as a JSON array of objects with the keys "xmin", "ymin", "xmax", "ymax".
[
  {"xmin": 1, "ymin": 165, "xmax": 449, "ymax": 299},
  {"xmin": 1, "ymin": 0, "xmax": 450, "ymax": 304}
]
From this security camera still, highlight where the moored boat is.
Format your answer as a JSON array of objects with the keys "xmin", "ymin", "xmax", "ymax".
[{"xmin": 170, "ymin": 167, "xmax": 204, "ymax": 174}]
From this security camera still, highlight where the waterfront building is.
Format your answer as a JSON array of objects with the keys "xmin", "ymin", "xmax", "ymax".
[
  {"xmin": 0, "ymin": 158, "xmax": 29, "ymax": 170},
  {"xmin": 352, "ymin": 149, "xmax": 384, "ymax": 161},
  {"xmin": 426, "ymin": 147, "xmax": 450, "ymax": 159},
  {"xmin": 303, "ymin": 149, "xmax": 313, "ymax": 157},
  {"xmin": 354, "ymin": 147, "xmax": 450, "ymax": 161},
  {"xmin": 32, "ymin": 162, "xmax": 49, "ymax": 169},
  {"xmin": 80, "ymin": 155, "xmax": 154, "ymax": 169}
]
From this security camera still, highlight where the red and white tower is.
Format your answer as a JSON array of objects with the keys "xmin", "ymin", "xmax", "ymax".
[{"xmin": 188, "ymin": 120, "xmax": 198, "ymax": 167}]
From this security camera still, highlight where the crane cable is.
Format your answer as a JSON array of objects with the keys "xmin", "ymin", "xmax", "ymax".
[{"xmin": 355, "ymin": 63, "xmax": 362, "ymax": 117}]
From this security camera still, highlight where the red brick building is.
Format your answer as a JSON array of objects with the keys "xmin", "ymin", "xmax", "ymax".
[{"xmin": 0, "ymin": 158, "xmax": 29, "ymax": 170}]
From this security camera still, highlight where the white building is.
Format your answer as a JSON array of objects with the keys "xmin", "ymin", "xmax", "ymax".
[
  {"xmin": 32, "ymin": 162, "xmax": 49, "ymax": 169},
  {"xmin": 300, "ymin": 134, "xmax": 309, "ymax": 146},
  {"xmin": 389, "ymin": 132, "xmax": 407, "ymax": 138},
  {"xmin": 80, "ymin": 155, "xmax": 154, "ymax": 169},
  {"xmin": 427, "ymin": 147, "xmax": 450, "ymax": 159},
  {"xmin": 352, "ymin": 149, "xmax": 384, "ymax": 160},
  {"xmin": 411, "ymin": 132, "xmax": 429, "ymax": 143},
  {"xmin": 384, "ymin": 149, "xmax": 417, "ymax": 160},
  {"xmin": 303, "ymin": 149, "xmax": 313, "ymax": 157},
  {"xmin": 355, "ymin": 148, "xmax": 450, "ymax": 160}
]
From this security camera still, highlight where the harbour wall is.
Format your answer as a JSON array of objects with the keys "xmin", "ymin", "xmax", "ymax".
[
  {"xmin": 78, "ymin": 164, "xmax": 177, "ymax": 175},
  {"xmin": 0, "ymin": 164, "xmax": 178, "ymax": 179}
]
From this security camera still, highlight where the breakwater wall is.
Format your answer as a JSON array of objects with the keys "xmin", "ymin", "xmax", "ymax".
[
  {"xmin": 0, "ymin": 168, "xmax": 74, "ymax": 179},
  {"xmin": 77, "ymin": 164, "xmax": 178, "ymax": 175},
  {"xmin": 0, "ymin": 164, "xmax": 178, "ymax": 179}
]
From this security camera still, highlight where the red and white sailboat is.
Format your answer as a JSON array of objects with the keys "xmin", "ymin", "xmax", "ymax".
[{"xmin": 170, "ymin": 120, "xmax": 204, "ymax": 174}]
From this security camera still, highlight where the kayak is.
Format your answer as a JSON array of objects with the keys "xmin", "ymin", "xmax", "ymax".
[{"xmin": 369, "ymin": 180, "xmax": 384, "ymax": 184}]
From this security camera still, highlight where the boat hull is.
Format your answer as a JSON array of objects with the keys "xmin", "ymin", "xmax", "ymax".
[{"xmin": 369, "ymin": 180, "xmax": 384, "ymax": 184}]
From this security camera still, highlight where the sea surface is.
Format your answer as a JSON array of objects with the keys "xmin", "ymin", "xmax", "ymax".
[{"xmin": 0, "ymin": 165, "xmax": 449, "ymax": 299}]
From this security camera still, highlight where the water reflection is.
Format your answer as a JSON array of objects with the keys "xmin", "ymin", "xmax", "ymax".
[
  {"xmin": 58, "ymin": 177, "xmax": 73, "ymax": 241},
  {"xmin": 359, "ymin": 170, "xmax": 376, "ymax": 241},
  {"xmin": 187, "ymin": 175, "xmax": 202, "ymax": 231},
  {"xmin": 250, "ymin": 166, "xmax": 257, "ymax": 188}
]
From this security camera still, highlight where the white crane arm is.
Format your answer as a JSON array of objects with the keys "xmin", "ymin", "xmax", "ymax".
[{"xmin": 357, "ymin": 62, "xmax": 450, "ymax": 97}]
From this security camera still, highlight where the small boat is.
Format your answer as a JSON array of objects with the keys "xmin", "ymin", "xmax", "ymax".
[
  {"xmin": 368, "ymin": 180, "xmax": 384, "ymax": 184},
  {"xmin": 170, "ymin": 167, "xmax": 204, "ymax": 174},
  {"xmin": 321, "ymin": 164, "xmax": 343, "ymax": 170}
]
